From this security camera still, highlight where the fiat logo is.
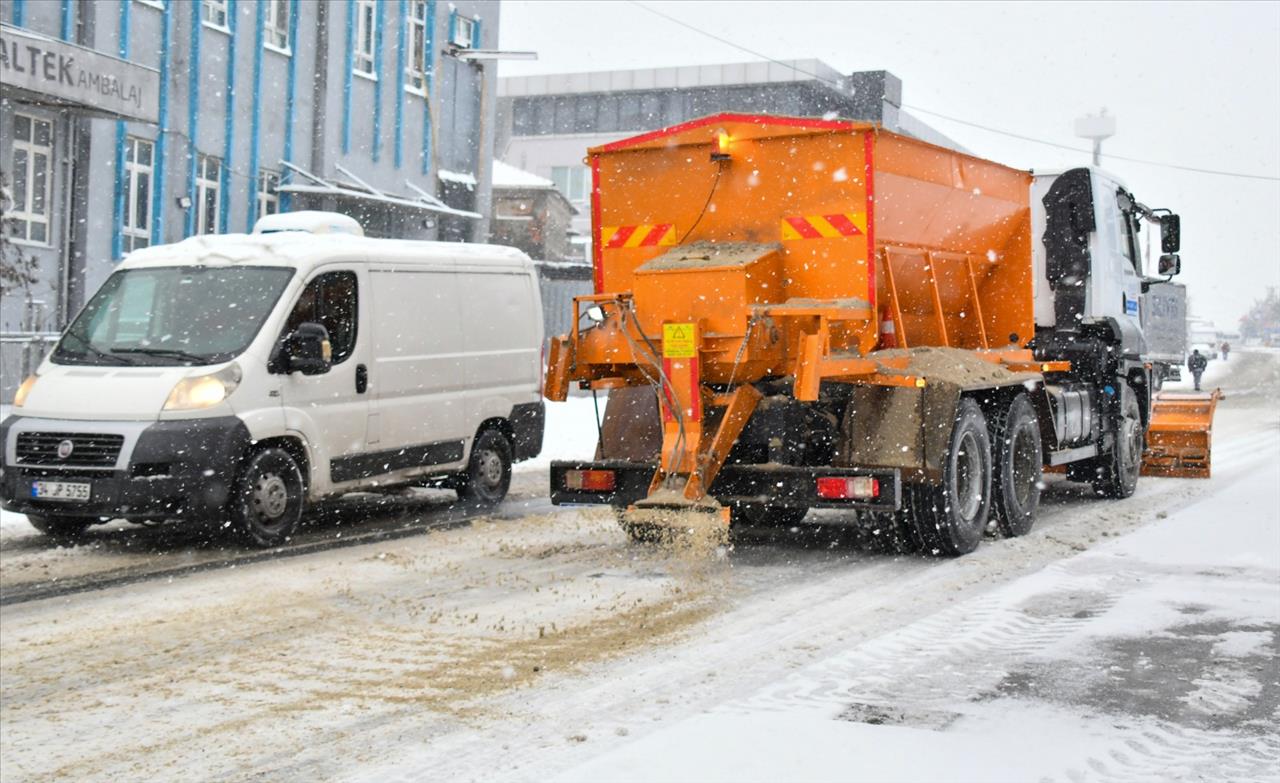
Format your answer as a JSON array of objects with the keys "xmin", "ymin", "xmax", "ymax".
[{"xmin": 56, "ymin": 440, "xmax": 75, "ymax": 460}]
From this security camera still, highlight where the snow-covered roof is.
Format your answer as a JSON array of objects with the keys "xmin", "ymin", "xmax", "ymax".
[
  {"xmin": 120, "ymin": 226, "xmax": 532, "ymax": 276},
  {"xmin": 492, "ymin": 160, "xmax": 555, "ymax": 189},
  {"xmin": 438, "ymin": 168, "xmax": 478, "ymax": 187}
]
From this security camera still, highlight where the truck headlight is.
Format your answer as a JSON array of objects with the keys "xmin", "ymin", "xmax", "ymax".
[
  {"xmin": 163, "ymin": 364, "xmax": 242, "ymax": 411},
  {"xmin": 13, "ymin": 375, "xmax": 38, "ymax": 408}
]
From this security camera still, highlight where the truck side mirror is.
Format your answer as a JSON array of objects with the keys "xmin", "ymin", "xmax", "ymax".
[
  {"xmin": 1160, "ymin": 214, "xmax": 1181, "ymax": 253},
  {"xmin": 1158, "ymin": 253, "xmax": 1181, "ymax": 276},
  {"xmin": 285, "ymin": 322, "xmax": 333, "ymax": 375}
]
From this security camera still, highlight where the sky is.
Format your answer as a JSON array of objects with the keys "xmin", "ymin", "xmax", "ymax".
[{"xmin": 498, "ymin": 0, "xmax": 1280, "ymax": 333}]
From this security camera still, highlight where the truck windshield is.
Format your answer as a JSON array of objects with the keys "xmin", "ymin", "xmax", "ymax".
[{"xmin": 53, "ymin": 266, "xmax": 295, "ymax": 367}]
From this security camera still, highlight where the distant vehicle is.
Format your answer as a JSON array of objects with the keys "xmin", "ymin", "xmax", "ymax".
[
  {"xmin": 1188, "ymin": 319, "xmax": 1219, "ymax": 359},
  {"xmin": 1, "ymin": 212, "xmax": 545, "ymax": 546},
  {"xmin": 1142, "ymin": 281, "xmax": 1187, "ymax": 384}
]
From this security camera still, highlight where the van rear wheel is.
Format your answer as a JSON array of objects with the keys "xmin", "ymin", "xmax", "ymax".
[
  {"xmin": 457, "ymin": 429, "xmax": 512, "ymax": 507},
  {"xmin": 229, "ymin": 447, "xmax": 305, "ymax": 548}
]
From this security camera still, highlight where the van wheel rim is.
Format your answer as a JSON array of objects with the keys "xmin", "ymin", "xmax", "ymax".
[
  {"xmin": 953, "ymin": 431, "xmax": 984, "ymax": 521},
  {"xmin": 477, "ymin": 450, "xmax": 503, "ymax": 487},
  {"xmin": 252, "ymin": 473, "xmax": 290, "ymax": 520}
]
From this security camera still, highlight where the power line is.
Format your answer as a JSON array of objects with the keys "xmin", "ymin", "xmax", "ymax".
[
  {"xmin": 903, "ymin": 105, "xmax": 1280, "ymax": 182},
  {"xmin": 626, "ymin": 0, "xmax": 1280, "ymax": 184}
]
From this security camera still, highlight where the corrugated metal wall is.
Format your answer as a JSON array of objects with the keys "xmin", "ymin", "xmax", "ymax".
[{"xmin": 537, "ymin": 262, "xmax": 593, "ymax": 340}]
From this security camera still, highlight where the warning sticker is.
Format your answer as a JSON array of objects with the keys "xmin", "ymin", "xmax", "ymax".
[{"xmin": 662, "ymin": 323, "xmax": 697, "ymax": 358}]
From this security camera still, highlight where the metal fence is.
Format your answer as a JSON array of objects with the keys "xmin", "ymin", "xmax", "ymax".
[{"xmin": 1, "ymin": 332, "xmax": 59, "ymax": 403}]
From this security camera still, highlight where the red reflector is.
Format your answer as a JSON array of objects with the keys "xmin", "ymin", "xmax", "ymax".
[
  {"xmin": 816, "ymin": 476, "xmax": 879, "ymax": 500},
  {"xmin": 564, "ymin": 469, "xmax": 616, "ymax": 491}
]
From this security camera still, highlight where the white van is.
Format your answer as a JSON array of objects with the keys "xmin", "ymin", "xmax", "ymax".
[{"xmin": 1, "ymin": 212, "xmax": 545, "ymax": 546}]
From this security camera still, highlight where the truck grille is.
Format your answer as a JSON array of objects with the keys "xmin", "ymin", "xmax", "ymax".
[{"xmin": 15, "ymin": 432, "xmax": 124, "ymax": 468}]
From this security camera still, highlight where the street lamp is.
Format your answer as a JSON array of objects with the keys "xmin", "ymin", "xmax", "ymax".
[{"xmin": 1074, "ymin": 108, "xmax": 1116, "ymax": 167}]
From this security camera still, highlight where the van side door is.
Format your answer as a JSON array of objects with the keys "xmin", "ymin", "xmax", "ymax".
[
  {"xmin": 366, "ymin": 266, "xmax": 469, "ymax": 478},
  {"xmin": 276, "ymin": 267, "xmax": 372, "ymax": 492}
]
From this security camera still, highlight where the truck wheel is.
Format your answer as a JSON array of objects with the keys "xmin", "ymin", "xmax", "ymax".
[
  {"xmin": 905, "ymin": 398, "xmax": 992, "ymax": 556},
  {"xmin": 1093, "ymin": 383, "xmax": 1142, "ymax": 499},
  {"xmin": 456, "ymin": 429, "xmax": 512, "ymax": 507},
  {"xmin": 989, "ymin": 394, "xmax": 1043, "ymax": 537},
  {"xmin": 26, "ymin": 514, "xmax": 93, "ymax": 542},
  {"xmin": 733, "ymin": 504, "xmax": 808, "ymax": 528},
  {"xmin": 229, "ymin": 447, "xmax": 306, "ymax": 548}
]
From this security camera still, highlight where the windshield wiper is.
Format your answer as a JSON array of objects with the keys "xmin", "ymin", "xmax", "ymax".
[
  {"xmin": 111, "ymin": 347, "xmax": 210, "ymax": 364},
  {"xmin": 58, "ymin": 340, "xmax": 131, "ymax": 365}
]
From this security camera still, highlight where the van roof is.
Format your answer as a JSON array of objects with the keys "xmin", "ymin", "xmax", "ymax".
[{"xmin": 119, "ymin": 231, "xmax": 533, "ymax": 273}]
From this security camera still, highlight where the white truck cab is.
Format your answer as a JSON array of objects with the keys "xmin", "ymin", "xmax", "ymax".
[{"xmin": 1, "ymin": 213, "xmax": 545, "ymax": 546}]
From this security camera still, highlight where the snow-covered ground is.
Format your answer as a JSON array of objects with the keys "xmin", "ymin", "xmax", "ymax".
[{"xmin": 1, "ymin": 355, "xmax": 1276, "ymax": 782}]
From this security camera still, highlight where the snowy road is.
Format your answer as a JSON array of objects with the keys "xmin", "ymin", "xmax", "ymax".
[{"xmin": 1, "ymin": 353, "xmax": 1276, "ymax": 782}]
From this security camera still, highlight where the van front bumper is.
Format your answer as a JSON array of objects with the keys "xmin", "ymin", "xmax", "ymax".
[{"xmin": 0, "ymin": 415, "xmax": 251, "ymax": 523}]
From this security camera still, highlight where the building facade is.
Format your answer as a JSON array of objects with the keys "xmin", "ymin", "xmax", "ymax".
[
  {"xmin": 496, "ymin": 61, "xmax": 962, "ymax": 256},
  {"xmin": 1, "ymin": 0, "xmax": 501, "ymax": 398}
]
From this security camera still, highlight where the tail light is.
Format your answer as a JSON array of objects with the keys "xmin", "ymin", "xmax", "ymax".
[
  {"xmin": 816, "ymin": 476, "xmax": 879, "ymax": 500},
  {"xmin": 564, "ymin": 469, "xmax": 616, "ymax": 491}
]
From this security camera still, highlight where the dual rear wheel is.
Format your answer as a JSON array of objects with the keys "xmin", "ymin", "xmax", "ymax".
[{"xmin": 900, "ymin": 394, "xmax": 1043, "ymax": 557}]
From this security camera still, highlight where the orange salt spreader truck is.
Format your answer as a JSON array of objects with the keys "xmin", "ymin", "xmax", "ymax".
[{"xmin": 543, "ymin": 113, "xmax": 1216, "ymax": 555}]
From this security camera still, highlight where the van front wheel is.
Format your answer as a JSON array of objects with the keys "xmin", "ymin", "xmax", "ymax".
[
  {"xmin": 457, "ymin": 429, "xmax": 512, "ymax": 507},
  {"xmin": 229, "ymin": 447, "xmax": 305, "ymax": 547}
]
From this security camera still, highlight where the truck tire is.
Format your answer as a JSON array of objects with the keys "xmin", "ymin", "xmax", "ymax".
[
  {"xmin": 456, "ymin": 429, "xmax": 512, "ymax": 507},
  {"xmin": 26, "ymin": 514, "xmax": 93, "ymax": 542},
  {"xmin": 989, "ymin": 394, "xmax": 1043, "ymax": 537},
  {"xmin": 229, "ymin": 447, "xmax": 306, "ymax": 548},
  {"xmin": 1092, "ymin": 383, "xmax": 1142, "ymax": 499},
  {"xmin": 904, "ymin": 398, "xmax": 992, "ymax": 556}
]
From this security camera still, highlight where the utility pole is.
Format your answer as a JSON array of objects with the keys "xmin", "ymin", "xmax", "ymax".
[{"xmin": 1074, "ymin": 108, "xmax": 1116, "ymax": 167}]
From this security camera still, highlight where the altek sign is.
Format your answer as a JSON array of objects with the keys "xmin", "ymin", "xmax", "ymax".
[{"xmin": 0, "ymin": 24, "xmax": 159, "ymax": 125}]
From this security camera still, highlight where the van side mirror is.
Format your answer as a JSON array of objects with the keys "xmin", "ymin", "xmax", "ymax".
[
  {"xmin": 1158, "ymin": 253, "xmax": 1181, "ymax": 276},
  {"xmin": 1160, "ymin": 214, "xmax": 1181, "ymax": 253},
  {"xmin": 285, "ymin": 322, "xmax": 332, "ymax": 375}
]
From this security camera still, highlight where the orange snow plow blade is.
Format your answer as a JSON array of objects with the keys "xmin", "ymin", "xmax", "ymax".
[{"xmin": 1141, "ymin": 389, "xmax": 1222, "ymax": 479}]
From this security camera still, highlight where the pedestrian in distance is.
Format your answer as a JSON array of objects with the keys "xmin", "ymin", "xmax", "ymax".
[
  {"xmin": 1188, "ymin": 348, "xmax": 1208, "ymax": 391},
  {"xmin": 1221, "ymin": 341, "xmax": 1231, "ymax": 361}
]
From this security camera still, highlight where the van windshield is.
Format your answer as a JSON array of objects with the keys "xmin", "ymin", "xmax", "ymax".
[{"xmin": 53, "ymin": 266, "xmax": 295, "ymax": 366}]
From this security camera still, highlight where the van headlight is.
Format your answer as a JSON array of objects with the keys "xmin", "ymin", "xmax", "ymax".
[
  {"xmin": 164, "ymin": 364, "xmax": 242, "ymax": 411},
  {"xmin": 13, "ymin": 374, "xmax": 38, "ymax": 408}
]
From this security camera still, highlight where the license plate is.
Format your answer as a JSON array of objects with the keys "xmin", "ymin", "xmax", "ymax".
[{"xmin": 31, "ymin": 481, "xmax": 92, "ymax": 502}]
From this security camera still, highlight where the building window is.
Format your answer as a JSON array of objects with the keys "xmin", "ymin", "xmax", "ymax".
[
  {"xmin": 354, "ymin": 0, "xmax": 376, "ymax": 76},
  {"xmin": 202, "ymin": 0, "xmax": 229, "ymax": 29},
  {"xmin": 496, "ymin": 199, "xmax": 533, "ymax": 220},
  {"xmin": 450, "ymin": 13, "xmax": 477, "ymax": 48},
  {"xmin": 257, "ymin": 170, "xmax": 280, "ymax": 219},
  {"xmin": 135, "ymin": 0, "xmax": 167, "ymax": 10},
  {"xmin": 123, "ymin": 137, "xmax": 154, "ymax": 252},
  {"xmin": 195, "ymin": 154, "xmax": 222, "ymax": 235},
  {"xmin": 264, "ymin": 0, "xmax": 290, "ymax": 51},
  {"xmin": 550, "ymin": 166, "xmax": 590, "ymax": 205},
  {"xmin": 405, "ymin": 0, "xmax": 429, "ymax": 93},
  {"xmin": 9, "ymin": 114, "xmax": 54, "ymax": 244}
]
